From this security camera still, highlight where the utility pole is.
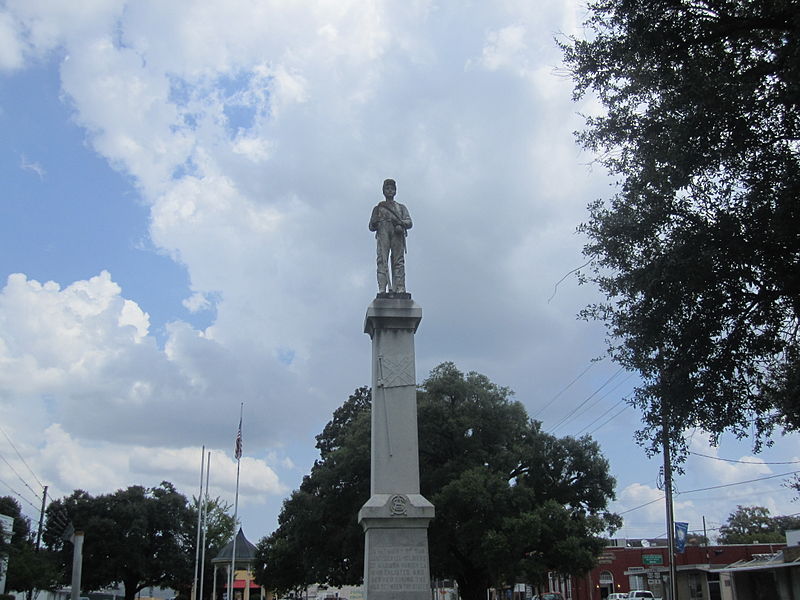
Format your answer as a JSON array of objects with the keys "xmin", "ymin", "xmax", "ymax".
[
  {"xmin": 36, "ymin": 485, "xmax": 48, "ymax": 551},
  {"xmin": 661, "ymin": 406, "xmax": 677, "ymax": 600}
]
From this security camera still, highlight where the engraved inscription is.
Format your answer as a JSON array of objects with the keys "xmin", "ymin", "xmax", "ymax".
[{"xmin": 368, "ymin": 546, "xmax": 429, "ymax": 592}]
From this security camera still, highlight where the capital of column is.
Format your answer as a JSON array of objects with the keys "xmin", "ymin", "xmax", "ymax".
[{"xmin": 364, "ymin": 296, "xmax": 422, "ymax": 338}]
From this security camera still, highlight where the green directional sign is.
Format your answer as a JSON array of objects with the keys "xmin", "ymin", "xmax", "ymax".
[{"xmin": 642, "ymin": 554, "xmax": 664, "ymax": 566}]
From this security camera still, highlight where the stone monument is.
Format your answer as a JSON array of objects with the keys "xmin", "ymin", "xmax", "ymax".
[{"xmin": 360, "ymin": 179, "xmax": 434, "ymax": 600}]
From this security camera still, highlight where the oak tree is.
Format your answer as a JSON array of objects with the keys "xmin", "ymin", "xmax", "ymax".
[
  {"xmin": 44, "ymin": 482, "xmax": 195, "ymax": 600},
  {"xmin": 717, "ymin": 505, "xmax": 800, "ymax": 544},
  {"xmin": 0, "ymin": 496, "xmax": 61, "ymax": 595},
  {"xmin": 561, "ymin": 0, "xmax": 800, "ymax": 458},
  {"xmin": 255, "ymin": 365, "xmax": 620, "ymax": 600}
]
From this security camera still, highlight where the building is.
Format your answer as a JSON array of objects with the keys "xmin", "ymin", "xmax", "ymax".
[
  {"xmin": 211, "ymin": 528, "xmax": 267, "ymax": 600},
  {"xmin": 718, "ymin": 543, "xmax": 800, "ymax": 599},
  {"xmin": 570, "ymin": 539, "xmax": 788, "ymax": 600}
]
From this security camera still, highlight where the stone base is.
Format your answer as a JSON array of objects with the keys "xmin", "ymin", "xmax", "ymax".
[
  {"xmin": 377, "ymin": 292, "xmax": 411, "ymax": 300},
  {"xmin": 360, "ymin": 494, "xmax": 434, "ymax": 600}
]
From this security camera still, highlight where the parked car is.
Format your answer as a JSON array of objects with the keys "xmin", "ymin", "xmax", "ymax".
[
  {"xmin": 608, "ymin": 594, "xmax": 628, "ymax": 599},
  {"xmin": 532, "ymin": 594, "xmax": 564, "ymax": 600},
  {"xmin": 627, "ymin": 592, "xmax": 655, "ymax": 599}
]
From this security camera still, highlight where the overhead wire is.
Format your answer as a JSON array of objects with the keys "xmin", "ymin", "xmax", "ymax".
[
  {"xmin": 0, "ymin": 475, "xmax": 42, "ymax": 513},
  {"xmin": 616, "ymin": 469, "xmax": 800, "ymax": 516},
  {"xmin": 574, "ymin": 370, "xmax": 637, "ymax": 435},
  {"xmin": 588, "ymin": 404, "xmax": 631, "ymax": 436},
  {"xmin": 549, "ymin": 366, "xmax": 626, "ymax": 433},
  {"xmin": 0, "ymin": 450, "xmax": 42, "ymax": 503},
  {"xmin": 533, "ymin": 360, "xmax": 598, "ymax": 419},
  {"xmin": 689, "ymin": 451, "xmax": 800, "ymax": 465},
  {"xmin": 0, "ymin": 424, "xmax": 45, "ymax": 489}
]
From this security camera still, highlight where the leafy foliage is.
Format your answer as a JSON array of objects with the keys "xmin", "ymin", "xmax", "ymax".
[
  {"xmin": 184, "ymin": 496, "xmax": 236, "ymax": 600},
  {"xmin": 254, "ymin": 387, "xmax": 371, "ymax": 594},
  {"xmin": 0, "ymin": 496, "xmax": 61, "ymax": 594},
  {"xmin": 255, "ymin": 365, "xmax": 620, "ymax": 600},
  {"xmin": 717, "ymin": 505, "xmax": 800, "ymax": 544},
  {"xmin": 562, "ymin": 0, "xmax": 800, "ymax": 458},
  {"xmin": 44, "ymin": 482, "xmax": 196, "ymax": 600}
]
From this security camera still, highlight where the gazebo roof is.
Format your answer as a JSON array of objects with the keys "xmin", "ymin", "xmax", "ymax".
[{"xmin": 212, "ymin": 528, "xmax": 258, "ymax": 564}]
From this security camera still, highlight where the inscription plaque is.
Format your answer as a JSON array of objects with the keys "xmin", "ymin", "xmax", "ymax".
[{"xmin": 368, "ymin": 546, "xmax": 429, "ymax": 592}]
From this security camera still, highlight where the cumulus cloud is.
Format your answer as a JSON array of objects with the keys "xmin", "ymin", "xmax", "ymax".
[{"xmin": 6, "ymin": 0, "xmax": 793, "ymax": 539}]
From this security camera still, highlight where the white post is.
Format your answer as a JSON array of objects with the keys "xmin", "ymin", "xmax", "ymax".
[
  {"xmin": 228, "ymin": 404, "xmax": 243, "ymax": 600},
  {"xmin": 199, "ymin": 451, "xmax": 211, "ymax": 600},
  {"xmin": 192, "ymin": 447, "xmax": 206, "ymax": 600},
  {"xmin": 70, "ymin": 531, "xmax": 85, "ymax": 600}
]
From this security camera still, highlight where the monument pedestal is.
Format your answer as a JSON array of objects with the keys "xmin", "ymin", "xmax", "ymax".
[{"xmin": 360, "ymin": 295, "xmax": 434, "ymax": 600}]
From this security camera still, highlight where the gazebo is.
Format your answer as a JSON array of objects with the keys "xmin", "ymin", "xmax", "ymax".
[{"xmin": 211, "ymin": 528, "xmax": 263, "ymax": 600}]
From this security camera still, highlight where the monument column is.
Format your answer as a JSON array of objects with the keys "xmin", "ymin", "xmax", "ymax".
[{"xmin": 359, "ymin": 293, "xmax": 434, "ymax": 600}]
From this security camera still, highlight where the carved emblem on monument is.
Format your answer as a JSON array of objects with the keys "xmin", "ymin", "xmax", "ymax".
[
  {"xmin": 377, "ymin": 355, "xmax": 415, "ymax": 388},
  {"xmin": 389, "ymin": 494, "xmax": 408, "ymax": 516}
]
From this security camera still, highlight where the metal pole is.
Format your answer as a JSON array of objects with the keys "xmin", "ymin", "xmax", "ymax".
[
  {"xmin": 662, "ymin": 407, "xmax": 677, "ymax": 600},
  {"xmin": 199, "ymin": 451, "xmax": 211, "ymax": 600},
  {"xmin": 228, "ymin": 403, "xmax": 243, "ymax": 600},
  {"xmin": 193, "ymin": 447, "xmax": 206, "ymax": 600}
]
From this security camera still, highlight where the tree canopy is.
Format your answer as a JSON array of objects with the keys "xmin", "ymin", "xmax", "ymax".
[
  {"xmin": 44, "ymin": 482, "xmax": 196, "ymax": 600},
  {"xmin": 0, "ymin": 496, "xmax": 61, "ymax": 594},
  {"xmin": 717, "ymin": 505, "xmax": 800, "ymax": 544},
  {"xmin": 255, "ymin": 364, "xmax": 620, "ymax": 600},
  {"xmin": 562, "ymin": 0, "xmax": 800, "ymax": 458},
  {"xmin": 183, "ymin": 496, "xmax": 237, "ymax": 600}
]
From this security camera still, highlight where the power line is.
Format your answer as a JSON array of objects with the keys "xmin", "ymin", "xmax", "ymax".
[
  {"xmin": 549, "ymin": 366, "xmax": 625, "ymax": 433},
  {"xmin": 533, "ymin": 360, "xmax": 598, "ymax": 419},
  {"xmin": 588, "ymin": 404, "xmax": 631, "ymax": 436},
  {"xmin": 0, "ymin": 450, "xmax": 42, "ymax": 503},
  {"xmin": 577, "ymin": 397, "xmax": 626, "ymax": 435},
  {"xmin": 571, "ymin": 373, "xmax": 636, "ymax": 434},
  {"xmin": 681, "ymin": 470, "xmax": 800, "ymax": 495},
  {"xmin": 0, "ymin": 424, "xmax": 45, "ymax": 489},
  {"xmin": 575, "ymin": 371, "xmax": 637, "ymax": 436},
  {"xmin": 617, "ymin": 470, "xmax": 800, "ymax": 516},
  {"xmin": 0, "ymin": 475, "xmax": 41, "ymax": 513},
  {"xmin": 689, "ymin": 451, "xmax": 800, "ymax": 465}
]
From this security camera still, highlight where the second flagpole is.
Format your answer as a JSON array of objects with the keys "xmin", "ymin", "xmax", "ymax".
[{"xmin": 227, "ymin": 403, "xmax": 243, "ymax": 600}]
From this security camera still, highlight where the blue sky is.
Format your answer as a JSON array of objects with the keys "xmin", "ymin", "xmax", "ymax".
[
  {"xmin": 0, "ymin": 62, "xmax": 205, "ymax": 337},
  {"xmin": 0, "ymin": 0, "xmax": 797, "ymax": 548}
]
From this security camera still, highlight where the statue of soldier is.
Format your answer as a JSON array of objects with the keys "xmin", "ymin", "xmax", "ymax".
[{"xmin": 369, "ymin": 178, "xmax": 412, "ymax": 294}]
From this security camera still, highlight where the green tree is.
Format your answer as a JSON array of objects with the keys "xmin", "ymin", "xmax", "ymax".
[
  {"xmin": 0, "ymin": 496, "xmax": 61, "ymax": 595},
  {"xmin": 561, "ymin": 0, "xmax": 800, "ymax": 459},
  {"xmin": 190, "ymin": 496, "xmax": 236, "ymax": 600},
  {"xmin": 717, "ymin": 505, "xmax": 788, "ymax": 544},
  {"xmin": 255, "ymin": 387, "xmax": 371, "ymax": 594},
  {"xmin": 255, "ymin": 365, "xmax": 620, "ymax": 600},
  {"xmin": 44, "ymin": 482, "xmax": 195, "ymax": 600}
]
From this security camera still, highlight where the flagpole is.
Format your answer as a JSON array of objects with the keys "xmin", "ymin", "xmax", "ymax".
[
  {"xmin": 199, "ymin": 450, "xmax": 211, "ymax": 600},
  {"xmin": 192, "ymin": 446, "xmax": 206, "ymax": 600},
  {"xmin": 227, "ymin": 403, "xmax": 244, "ymax": 600}
]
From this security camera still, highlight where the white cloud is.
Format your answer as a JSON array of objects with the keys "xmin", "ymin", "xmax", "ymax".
[
  {"xmin": 183, "ymin": 292, "xmax": 212, "ymax": 313},
  {"xmin": 0, "ymin": 10, "xmax": 25, "ymax": 71},
  {"xmin": 5, "ymin": 0, "xmax": 796, "ymax": 541},
  {"xmin": 475, "ymin": 25, "xmax": 529, "ymax": 73},
  {"xmin": 19, "ymin": 154, "xmax": 46, "ymax": 179}
]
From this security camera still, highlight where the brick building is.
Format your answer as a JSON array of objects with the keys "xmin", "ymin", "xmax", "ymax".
[{"xmin": 554, "ymin": 540, "xmax": 787, "ymax": 600}]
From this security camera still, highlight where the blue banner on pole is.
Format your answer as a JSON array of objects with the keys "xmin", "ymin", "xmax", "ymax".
[{"xmin": 675, "ymin": 522, "xmax": 689, "ymax": 553}]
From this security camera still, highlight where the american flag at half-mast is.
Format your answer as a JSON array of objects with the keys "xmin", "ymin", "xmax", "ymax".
[{"xmin": 234, "ymin": 415, "xmax": 242, "ymax": 460}]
